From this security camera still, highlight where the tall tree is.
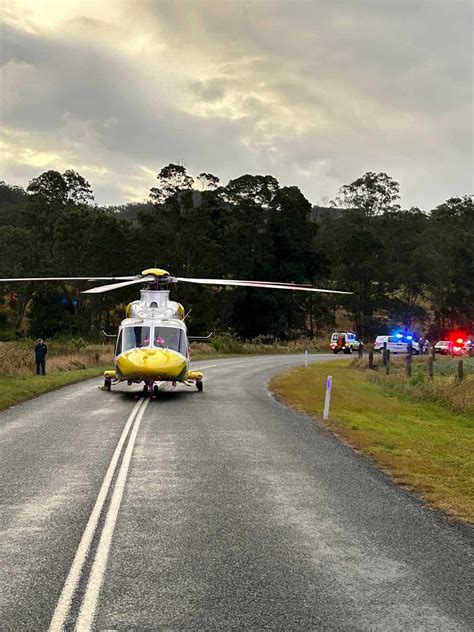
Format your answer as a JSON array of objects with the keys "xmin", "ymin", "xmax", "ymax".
[
  {"xmin": 27, "ymin": 169, "xmax": 94, "ymax": 205},
  {"xmin": 332, "ymin": 171, "xmax": 400, "ymax": 218},
  {"xmin": 196, "ymin": 173, "xmax": 220, "ymax": 190},
  {"xmin": 149, "ymin": 164, "xmax": 194, "ymax": 205},
  {"xmin": 424, "ymin": 196, "xmax": 474, "ymax": 335}
]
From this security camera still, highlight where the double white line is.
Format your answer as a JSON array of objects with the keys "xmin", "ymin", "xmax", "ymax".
[{"xmin": 49, "ymin": 397, "xmax": 150, "ymax": 631}]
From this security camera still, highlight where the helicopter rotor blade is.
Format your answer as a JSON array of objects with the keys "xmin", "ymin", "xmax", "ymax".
[
  {"xmin": 82, "ymin": 277, "xmax": 156, "ymax": 294},
  {"xmin": 175, "ymin": 277, "xmax": 353, "ymax": 294},
  {"xmin": 0, "ymin": 276, "xmax": 137, "ymax": 282}
]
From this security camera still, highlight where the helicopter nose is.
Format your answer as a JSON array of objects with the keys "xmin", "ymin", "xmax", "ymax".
[{"xmin": 116, "ymin": 348, "xmax": 187, "ymax": 381}]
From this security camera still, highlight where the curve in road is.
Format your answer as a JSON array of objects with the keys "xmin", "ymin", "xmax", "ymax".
[{"xmin": 0, "ymin": 354, "xmax": 472, "ymax": 631}]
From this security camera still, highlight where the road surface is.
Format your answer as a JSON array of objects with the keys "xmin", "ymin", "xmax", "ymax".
[{"xmin": 0, "ymin": 354, "xmax": 472, "ymax": 631}]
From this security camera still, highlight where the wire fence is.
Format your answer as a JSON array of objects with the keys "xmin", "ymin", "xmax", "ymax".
[{"xmin": 351, "ymin": 349, "xmax": 474, "ymax": 415}]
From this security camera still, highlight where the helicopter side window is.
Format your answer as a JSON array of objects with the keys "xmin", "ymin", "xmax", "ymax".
[
  {"xmin": 122, "ymin": 326, "xmax": 151, "ymax": 351},
  {"xmin": 115, "ymin": 330, "xmax": 123, "ymax": 355},
  {"xmin": 154, "ymin": 326, "xmax": 185, "ymax": 354}
]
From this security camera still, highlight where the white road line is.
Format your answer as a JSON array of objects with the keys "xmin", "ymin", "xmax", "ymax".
[
  {"xmin": 48, "ymin": 397, "xmax": 145, "ymax": 632},
  {"xmin": 75, "ymin": 397, "xmax": 150, "ymax": 631},
  {"xmin": 196, "ymin": 356, "xmax": 317, "ymax": 372},
  {"xmin": 196, "ymin": 360, "xmax": 249, "ymax": 370}
]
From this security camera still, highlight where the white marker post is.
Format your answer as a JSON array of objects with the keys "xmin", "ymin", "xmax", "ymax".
[
  {"xmin": 304, "ymin": 349, "xmax": 308, "ymax": 367},
  {"xmin": 323, "ymin": 375, "xmax": 332, "ymax": 420}
]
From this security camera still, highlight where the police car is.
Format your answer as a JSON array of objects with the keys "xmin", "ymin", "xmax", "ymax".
[
  {"xmin": 374, "ymin": 334, "xmax": 420, "ymax": 354},
  {"xmin": 330, "ymin": 331, "xmax": 363, "ymax": 354}
]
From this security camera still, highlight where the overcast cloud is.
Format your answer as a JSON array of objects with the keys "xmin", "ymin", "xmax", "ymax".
[{"xmin": 1, "ymin": 0, "xmax": 472, "ymax": 208}]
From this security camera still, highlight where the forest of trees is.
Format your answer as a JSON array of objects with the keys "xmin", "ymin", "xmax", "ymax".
[{"xmin": 0, "ymin": 165, "xmax": 472, "ymax": 341}]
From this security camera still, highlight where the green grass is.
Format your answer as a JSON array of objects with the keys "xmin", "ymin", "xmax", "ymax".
[
  {"xmin": 0, "ymin": 366, "xmax": 110, "ymax": 411},
  {"xmin": 361, "ymin": 355, "xmax": 473, "ymax": 415},
  {"xmin": 271, "ymin": 360, "xmax": 474, "ymax": 524}
]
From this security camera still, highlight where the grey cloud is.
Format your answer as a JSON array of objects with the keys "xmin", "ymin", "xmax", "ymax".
[
  {"xmin": 189, "ymin": 78, "xmax": 229, "ymax": 103},
  {"xmin": 1, "ymin": 1, "xmax": 472, "ymax": 209}
]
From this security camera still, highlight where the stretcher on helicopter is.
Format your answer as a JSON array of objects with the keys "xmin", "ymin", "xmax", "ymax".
[{"xmin": 0, "ymin": 268, "xmax": 352, "ymax": 396}]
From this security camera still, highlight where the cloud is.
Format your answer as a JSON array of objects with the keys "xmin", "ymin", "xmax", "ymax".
[{"xmin": 0, "ymin": 0, "xmax": 472, "ymax": 208}]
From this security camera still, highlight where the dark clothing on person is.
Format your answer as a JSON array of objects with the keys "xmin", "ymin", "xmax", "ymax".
[{"xmin": 35, "ymin": 343, "xmax": 47, "ymax": 375}]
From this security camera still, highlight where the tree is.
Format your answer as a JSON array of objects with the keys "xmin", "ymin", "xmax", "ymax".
[
  {"xmin": 27, "ymin": 169, "xmax": 94, "ymax": 205},
  {"xmin": 316, "ymin": 208, "xmax": 386, "ymax": 335},
  {"xmin": 23, "ymin": 169, "xmax": 94, "ymax": 264},
  {"xmin": 224, "ymin": 174, "xmax": 279, "ymax": 208},
  {"xmin": 424, "ymin": 196, "xmax": 474, "ymax": 334},
  {"xmin": 149, "ymin": 164, "xmax": 194, "ymax": 205},
  {"xmin": 0, "ymin": 226, "xmax": 37, "ymax": 333},
  {"xmin": 0, "ymin": 181, "xmax": 27, "ymax": 207},
  {"xmin": 377, "ymin": 208, "xmax": 429, "ymax": 329},
  {"xmin": 332, "ymin": 172, "xmax": 400, "ymax": 218},
  {"xmin": 28, "ymin": 288, "xmax": 77, "ymax": 338},
  {"xmin": 196, "ymin": 173, "xmax": 219, "ymax": 190}
]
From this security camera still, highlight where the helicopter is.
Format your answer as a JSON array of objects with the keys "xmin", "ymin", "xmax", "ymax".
[{"xmin": 0, "ymin": 268, "xmax": 352, "ymax": 395}]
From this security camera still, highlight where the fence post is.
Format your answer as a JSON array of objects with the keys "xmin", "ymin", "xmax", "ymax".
[
  {"xmin": 368, "ymin": 349, "xmax": 374, "ymax": 369},
  {"xmin": 457, "ymin": 360, "xmax": 464, "ymax": 381},
  {"xmin": 358, "ymin": 345, "xmax": 363, "ymax": 359},
  {"xmin": 383, "ymin": 341, "xmax": 387, "ymax": 365},
  {"xmin": 385, "ymin": 349, "xmax": 391, "ymax": 375},
  {"xmin": 428, "ymin": 357, "xmax": 434, "ymax": 380},
  {"xmin": 406, "ymin": 352, "xmax": 412, "ymax": 377},
  {"xmin": 304, "ymin": 349, "xmax": 308, "ymax": 367},
  {"xmin": 431, "ymin": 346, "xmax": 436, "ymax": 361}
]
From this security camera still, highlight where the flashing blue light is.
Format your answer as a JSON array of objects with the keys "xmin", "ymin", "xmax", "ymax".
[
  {"xmin": 396, "ymin": 333, "xmax": 403, "ymax": 338},
  {"xmin": 406, "ymin": 335, "xmax": 413, "ymax": 341}
]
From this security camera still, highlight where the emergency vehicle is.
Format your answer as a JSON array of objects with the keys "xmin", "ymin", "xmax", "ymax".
[
  {"xmin": 330, "ymin": 331, "xmax": 363, "ymax": 354},
  {"xmin": 374, "ymin": 334, "xmax": 420, "ymax": 354}
]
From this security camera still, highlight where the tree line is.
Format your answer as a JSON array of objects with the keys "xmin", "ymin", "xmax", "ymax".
[{"xmin": 0, "ymin": 165, "xmax": 472, "ymax": 341}]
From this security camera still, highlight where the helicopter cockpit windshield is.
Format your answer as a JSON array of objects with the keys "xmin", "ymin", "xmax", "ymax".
[
  {"xmin": 116, "ymin": 325, "xmax": 186, "ymax": 355},
  {"xmin": 121, "ymin": 326, "xmax": 151, "ymax": 352},
  {"xmin": 154, "ymin": 326, "xmax": 186, "ymax": 355}
]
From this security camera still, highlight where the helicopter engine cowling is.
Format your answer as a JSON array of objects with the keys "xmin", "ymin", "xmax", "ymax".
[{"xmin": 125, "ymin": 290, "xmax": 184, "ymax": 320}]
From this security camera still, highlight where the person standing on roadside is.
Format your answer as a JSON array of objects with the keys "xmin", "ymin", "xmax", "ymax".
[{"xmin": 35, "ymin": 338, "xmax": 48, "ymax": 375}]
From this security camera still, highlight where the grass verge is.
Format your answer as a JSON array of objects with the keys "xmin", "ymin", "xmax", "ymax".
[
  {"xmin": 360, "ymin": 355, "xmax": 473, "ymax": 415},
  {"xmin": 0, "ymin": 366, "xmax": 110, "ymax": 411},
  {"xmin": 271, "ymin": 360, "xmax": 474, "ymax": 524}
]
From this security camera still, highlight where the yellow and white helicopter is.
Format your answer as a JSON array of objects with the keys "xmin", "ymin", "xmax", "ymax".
[{"xmin": 0, "ymin": 268, "xmax": 352, "ymax": 395}]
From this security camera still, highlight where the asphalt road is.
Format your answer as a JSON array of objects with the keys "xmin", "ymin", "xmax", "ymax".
[{"xmin": 0, "ymin": 354, "xmax": 472, "ymax": 631}]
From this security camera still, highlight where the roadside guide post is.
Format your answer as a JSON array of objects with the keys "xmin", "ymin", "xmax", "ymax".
[
  {"xmin": 358, "ymin": 345, "xmax": 363, "ymax": 359},
  {"xmin": 323, "ymin": 375, "xmax": 332, "ymax": 420},
  {"xmin": 304, "ymin": 349, "xmax": 308, "ymax": 367},
  {"xmin": 457, "ymin": 360, "xmax": 464, "ymax": 381},
  {"xmin": 383, "ymin": 341, "xmax": 387, "ymax": 365},
  {"xmin": 385, "ymin": 349, "xmax": 391, "ymax": 375},
  {"xmin": 368, "ymin": 349, "xmax": 374, "ymax": 369}
]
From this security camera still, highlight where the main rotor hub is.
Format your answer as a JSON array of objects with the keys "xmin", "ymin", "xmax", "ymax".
[
  {"xmin": 141, "ymin": 268, "xmax": 169, "ymax": 278},
  {"xmin": 141, "ymin": 268, "xmax": 175, "ymax": 289}
]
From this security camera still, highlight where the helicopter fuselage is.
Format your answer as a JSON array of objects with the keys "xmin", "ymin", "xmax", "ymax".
[{"xmin": 106, "ymin": 289, "xmax": 202, "ymax": 391}]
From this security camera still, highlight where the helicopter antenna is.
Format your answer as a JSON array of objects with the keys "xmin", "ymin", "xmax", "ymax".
[{"xmin": 184, "ymin": 308, "xmax": 192, "ymax": 320}]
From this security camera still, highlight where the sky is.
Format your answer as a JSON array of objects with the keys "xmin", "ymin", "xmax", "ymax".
[{"xmin": 1, "ymin": 0, "xmax": 472, "ymax": 210}]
